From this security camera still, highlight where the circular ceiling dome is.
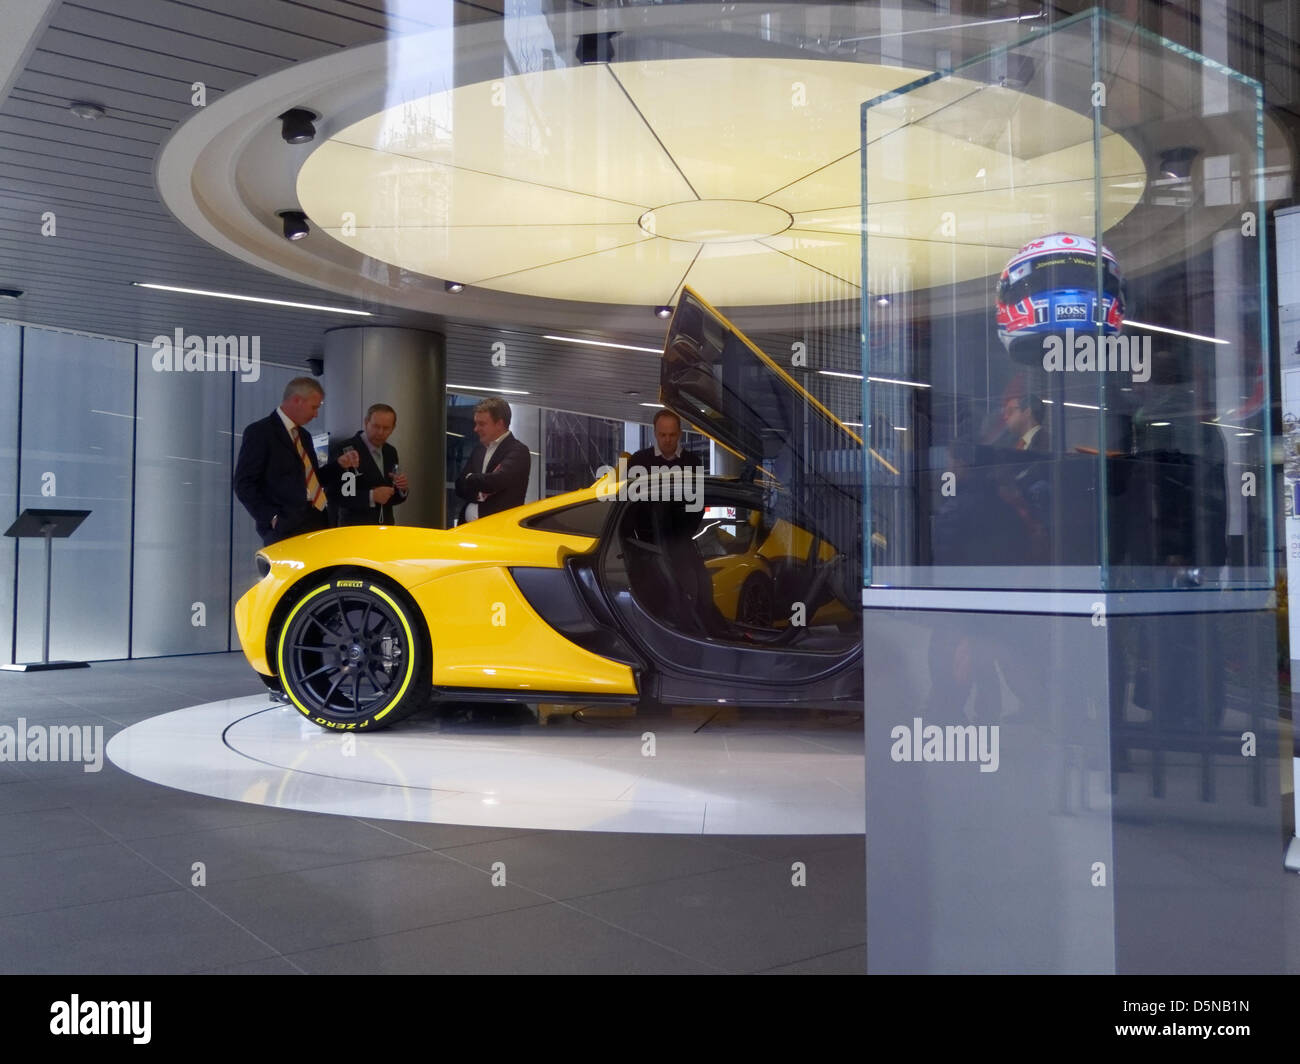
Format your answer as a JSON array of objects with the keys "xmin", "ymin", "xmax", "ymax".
[{"xmin": 295, "ymin": 57, "xmax": 1146, "ymax": 307}]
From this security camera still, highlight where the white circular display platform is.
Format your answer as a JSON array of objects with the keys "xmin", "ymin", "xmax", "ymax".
[{"xmin": 107, "ymin": 697, "xmax": 864, "ymax": 835}]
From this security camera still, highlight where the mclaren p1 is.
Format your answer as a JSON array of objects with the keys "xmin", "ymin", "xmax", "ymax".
[{"xmin": 235, "ymin": 288, "xmax": 869, "ymax": 730}]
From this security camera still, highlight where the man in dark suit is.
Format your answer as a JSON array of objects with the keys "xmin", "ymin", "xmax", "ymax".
[
  {"xmin": 233, "ymin": 377, "xmax": 359, "ymax": 546},
  {"xmin": 625, "ymin": 409, "xmax": 717, "ymax": 633},
  {"xmin": 1006, "ymin": 394, "xmax": 1048, "ymax": 452},
  {"xmin": 629, "ymin": 409, "xmax": 703, "ymax": 471},
  {"xmin": 454, "ymin": 396, "xmax": 530, "ymax": 523},
  {"xmin": 329, "ymin": 403, "xmax": 410, "ymax": 526}
]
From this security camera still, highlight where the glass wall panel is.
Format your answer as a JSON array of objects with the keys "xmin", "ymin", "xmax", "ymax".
[
  {"xmin": 0, "ymin": 325, "xmax": 19, "ymax": 662},
  {"xmin": 16, "ymin": 329, "xmax": 134, "ymax": 662},
  {"xmin": 544, "ymin": 409, "xmax": 620, "ymax": 496},
  {"xmin": 131, "ymin": 350, "xmax": 234, "ymax": 656}
]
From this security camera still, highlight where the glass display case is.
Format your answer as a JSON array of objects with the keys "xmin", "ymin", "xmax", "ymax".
[
  {"xmin": 861, "ymin": 9, "xmax": 1272, "ymax": 594},
  {"xmin": 859, "ymin": 10, "xmax": 1285, "ymax": 975}
]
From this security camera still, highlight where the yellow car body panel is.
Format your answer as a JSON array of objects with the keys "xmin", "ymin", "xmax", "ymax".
[
  {"xmin": 407, "ymin": 565, "xmax": 634, "ymax": 693},
  {"xmin": 235, "ymin": 482, "xmax": 636, "ymax": 696}
]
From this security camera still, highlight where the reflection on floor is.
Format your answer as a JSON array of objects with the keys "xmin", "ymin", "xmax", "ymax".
[
  {"xmin": 0, "ymin": 654, "xmax": 866, "ymax": 973},
  {"xmin": 107, "ymin": 696, "xmax": 866, "ymax": 835}
]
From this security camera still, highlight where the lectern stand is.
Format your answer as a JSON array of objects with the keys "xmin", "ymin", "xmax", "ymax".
[{"xmin": 1, "ymin": 508, "xmax": 91, "ymax": 672}]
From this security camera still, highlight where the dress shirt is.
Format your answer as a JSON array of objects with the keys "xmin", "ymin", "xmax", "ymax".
[{"xmin": 1018, "ymin": 425, "xmax": 1042, "ymax": 450}]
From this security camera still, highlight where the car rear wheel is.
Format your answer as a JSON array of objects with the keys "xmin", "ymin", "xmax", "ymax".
[{"xmin": 275, "ymin": 575, "xmax": 428, "ymax": 731}]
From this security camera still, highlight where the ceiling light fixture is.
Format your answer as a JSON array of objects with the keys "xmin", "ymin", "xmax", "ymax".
[
  {"xmin": 68, "ymin": 101, "xmax": 105, "ymax": 120},
  {"xmin": 278, "ymin": 108, "xmax": 318, "ymax": 144},
  {"xmin": 277, "ymin": 210, "xmax": 310, "ymax": 241},
  {"xmin": 444, "ymin": 280, "xmax": 465, "ymax": 293},
  {"xmin": 575, "ymin": 32, "xmax": 617, "ymax": 65},
  {"xmin": 446, "ymin": 384, "xmax": 531, "ymax": 396},
  {"xmin": 639, "ymin": 402, "xmax": 663, "ymax": 408},
  {"xmin": 654, "ymin": 306, "xmax": 674, "ymax": 320},
  {"xmin": 1122, "ymin": 319, "xmax": 1228, "ymax": 345},
  {"xmin": 875, "ymin": 295, "xmax": 891, "ymax": 306},
  {"xmin": 543, "ymin": 334, "xmax": 662, "ymax": 354},
  {"xmin": 816, "ymin": 369, "xmax": 931, "ymax": 389},
  {"xmin": 130, "ymin": 282, "xmax": 371, "ymax": 316},
  {"xmin": 0, "ymin": 288, "xmax": 23, "ymax": 300},
  {"xmin": 870, "ymin": 375, "xmax": 931, "ymax": 389}
]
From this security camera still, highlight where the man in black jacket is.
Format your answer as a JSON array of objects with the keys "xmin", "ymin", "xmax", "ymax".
[
  {"xmin": 454, "ymin": 396, "xmax": 530, "ymax": 523},
  {"xmin": 629, "ymin": 409, "xmax": 703, "ymax": 470},
  {"xmin": 329, "ymin": 403, "xmax": 410, "ymax": 526},
  {"xmin": 233, "ymin": 377, "xmax": 359, "ymax": 545}
]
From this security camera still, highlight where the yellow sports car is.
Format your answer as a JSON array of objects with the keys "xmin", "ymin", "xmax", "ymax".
[{"xmin": 235, "ymin": 288, "xmax": 866, "ymax": 731}]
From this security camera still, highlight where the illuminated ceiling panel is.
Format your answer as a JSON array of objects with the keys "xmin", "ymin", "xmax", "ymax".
[
  {"xmin": 297, "ymin": 58, "xmax": 1146, "ymax": 307},
  {"xmin": 320, "ymin": 224, "xmax": 651, "ymax": 284},
  {"xmin": 333, "ymin": 64, "xmax": 697, "ymax": 209},
  {"xmin": 482, "ymin": 237, "xmax": 698, "ymax": 304},
  {"xmin": 673, "ymin": 240, "xmax": 860, "ymax": 306}
]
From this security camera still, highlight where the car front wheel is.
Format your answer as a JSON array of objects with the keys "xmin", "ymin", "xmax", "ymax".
[{"xmin": 275, "ymin": 575, "xmax": 428, "ymax": 730}]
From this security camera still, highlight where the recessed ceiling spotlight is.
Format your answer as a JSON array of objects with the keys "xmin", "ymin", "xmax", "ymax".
[
  {"xmin": 875, "ymin": 295, "xmax": 891, "ymax": 306},
  {"xmin": 654, "ymin": 305, "xmax": 673, "ymax": 320},
  {"xmin": 444, "ymin": 280, "xmax": 465, "ymax": 293},
  {"xmin": 277, "ymin": 210, "xmax": 310, "ymax": 241},
  {"xmin": 278, "ymin": 108, "xmax": 318, "ymax": 144},
  {"xmin": 0, "ymin": 288, "xmax": 23, "ymax": 300},
  {"xmin": 575, "ymin": 32, "xmax": 617, "ymax": 65},
  {"xmin": 68, "ymin": 102, "xmax": 105, "ymax": 120}
]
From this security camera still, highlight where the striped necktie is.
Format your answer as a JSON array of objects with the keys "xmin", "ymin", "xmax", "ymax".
[{"xmin": 292, "ymin": 427, "xmax": 326, "ymax": 511}]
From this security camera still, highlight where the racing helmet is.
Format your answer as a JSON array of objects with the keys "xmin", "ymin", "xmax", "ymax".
[{"xmin": 996, "ymin": 233, "xmax": 1126, "ymax": 360}]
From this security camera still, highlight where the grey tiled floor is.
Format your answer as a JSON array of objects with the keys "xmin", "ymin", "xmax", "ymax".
[
  {"xmin": 0, "ymin": 654, "xmax": 866, "ymax": 974},
  {"xmin": 1, "ymin": 654, "xmax": 1296, "ymax": 974}
]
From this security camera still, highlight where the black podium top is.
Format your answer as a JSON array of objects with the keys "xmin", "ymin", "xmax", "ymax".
[{"xmin": 4, "ymin": 508, "xmax": 91, "ymax": 538}]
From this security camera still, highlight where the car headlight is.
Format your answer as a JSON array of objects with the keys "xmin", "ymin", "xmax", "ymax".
[{"xmin": 255, "ymin": 553, "xmax": 271, "ymax": 579}]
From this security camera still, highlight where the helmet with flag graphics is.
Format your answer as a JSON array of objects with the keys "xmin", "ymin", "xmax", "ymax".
[{"xmin": 996, "ymin": 233, "xmax": 1126, "ymax": 363}]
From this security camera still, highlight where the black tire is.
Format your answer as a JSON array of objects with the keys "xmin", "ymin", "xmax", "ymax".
[
  {"xmin": 736, "ymin": 572, "xmax": 775, "ymax": 627},
  {"xmin": 275, "ymin": 575, "xmax": 429, "ymax": 731}
]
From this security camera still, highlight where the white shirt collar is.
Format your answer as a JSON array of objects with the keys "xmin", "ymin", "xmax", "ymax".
[
  {"xmin": 653, "ymin": 443, "xmax": 680, "ymax": 461},
  {"xmin": 276, "ymin": 406, "xmax": 298, "ymax": 436}
]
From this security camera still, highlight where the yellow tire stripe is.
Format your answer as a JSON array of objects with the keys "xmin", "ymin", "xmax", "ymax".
[
  {"xmin": 364, "ymin": 584, "xmax": 417, "ymax": 721},
  {"xmin": 275, "ymin": 580, "xmax": 419, "ymax": 723},
  {"xmin": 277, "ymin": 583, "xmax": 335, "ymax": 720}
]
